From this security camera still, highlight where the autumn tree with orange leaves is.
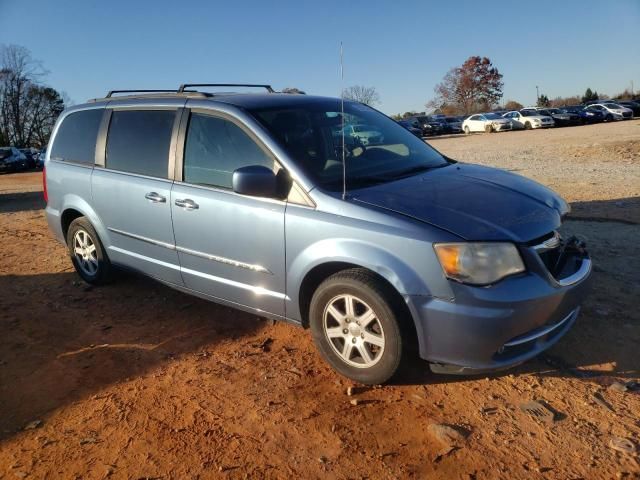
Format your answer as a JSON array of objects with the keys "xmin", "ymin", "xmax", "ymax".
[{"xmin": 428, "ymin": 56, "xmax": 504, "ymax": 115}]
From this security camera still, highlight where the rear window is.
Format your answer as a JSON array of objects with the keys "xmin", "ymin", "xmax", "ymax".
[
  {"xmin": 50, "ymin": 109, "xmax": 103, "ymax": 164},
  {"xmin": 106, "ymin": 110, "xmax": 175, "ymax": 179}
]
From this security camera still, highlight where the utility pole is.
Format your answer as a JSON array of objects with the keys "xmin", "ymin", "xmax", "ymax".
[{"xmin": 536, "ymin": 85, "xmax": 539, "ymax": 105}]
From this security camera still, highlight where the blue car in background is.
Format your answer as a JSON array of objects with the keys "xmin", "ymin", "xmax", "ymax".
[
  {"xmin": 44, "ymin": 85, "xmax": 592, "ymax": 384},
  {"xmin": 564, "ymin": 105, "xmax": 605, "ymax": 124}
]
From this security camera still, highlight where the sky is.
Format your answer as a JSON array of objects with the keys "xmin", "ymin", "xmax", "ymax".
[{"xmin": 1, "ymin": 0, "xmax": 639, "ymax": 115}]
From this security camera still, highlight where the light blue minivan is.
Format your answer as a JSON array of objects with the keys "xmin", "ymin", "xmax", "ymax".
[{"xmin": 44, "ymin": 84, "xmax": 591, "ymax": 384}]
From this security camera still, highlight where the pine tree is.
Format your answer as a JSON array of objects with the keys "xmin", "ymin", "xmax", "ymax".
[
  {"xmin": 537, "ymin": 94, "xmax": 550, "ymax": 107},
  {"xmin": 582, "ymin": 88, "xmax": 598, "ymax": 103}
]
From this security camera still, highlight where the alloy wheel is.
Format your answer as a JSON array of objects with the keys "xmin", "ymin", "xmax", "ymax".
[
  {"xmin": 73, "ymin": 229, "xmax": 99, "ymax": 276},
  {"xmin": 323, "ymin": 294, "xmax": 385, "ymax": 368}
]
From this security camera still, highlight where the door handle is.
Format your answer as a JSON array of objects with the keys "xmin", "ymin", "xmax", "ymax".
[
  {"xmin": 175, "ymin": 198, "xmax": 199, "ymax": 210},
  {"xmin": 145, "ymin": 192, "xmax": 166, "ymax": 203}
]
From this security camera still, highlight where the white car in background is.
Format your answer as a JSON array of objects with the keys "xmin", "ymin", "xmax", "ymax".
[
  {"xmin": 584, "ymin": 103, "xmax": 633, "ymax": 121},
  {"xmin": 503, "ymin": 110, "xmax": 554, "ymax": 130},
  {"xmin": 462, "ymin": 113, "xmax": 512, "ymax": 133},
  {"xmin": 344, "ymin": 124, "xmax": 385, "ymax": 145}
]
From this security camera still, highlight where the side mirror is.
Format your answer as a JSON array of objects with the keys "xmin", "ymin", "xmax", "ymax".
[{"xmin": 232, "ymin": 165, "xmax": 289, "ymax": 199}]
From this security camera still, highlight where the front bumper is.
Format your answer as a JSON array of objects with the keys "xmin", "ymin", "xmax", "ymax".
[{"xmin": 409, "ymin": 246, "xmax": 591, "ymax": 374}]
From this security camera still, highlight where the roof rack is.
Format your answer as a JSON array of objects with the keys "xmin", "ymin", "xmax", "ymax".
[
  {"xmin": 106, "ymin": 89, "xmax": 177, "ymax": 98},
  {"xmin": 177, "ymin": 83, "xmax": 275, "ymax": 93}
]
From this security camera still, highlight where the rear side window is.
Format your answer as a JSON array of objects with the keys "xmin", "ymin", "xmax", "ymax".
[
  {"xmin": 183, "ymin": 113, "xmax": 275, "ymax": 189},
  {"xmin": 106, "ymin": 110, "xmax": 175, "ymax": 179},
  {"xmin": 50, "ymin": 109, "xmax": 103, "ymax": 164}
]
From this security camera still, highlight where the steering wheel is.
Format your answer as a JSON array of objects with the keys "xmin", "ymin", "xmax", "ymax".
[{"xmin": 335, "ymin": 138, "xmax": 366, "ymax": 159}]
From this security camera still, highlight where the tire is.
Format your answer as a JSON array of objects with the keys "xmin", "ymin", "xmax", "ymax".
[
  {"xmin": 605, "ymin": 114, "xmax": 613, "ymax": 122},
  {"xmin": 66, "ymin": 217, "xmax": 113, "ymax": 285},
  {"xmin": 309, "ymin": 269, "xmax": 407, "ymax": 385},
  {"xmin": 524, "ymin": 122, "xmax": 532, "ymax": 130},
  {"xmin": 464, "ymin": 126, "xmax": 470, "ymax": 135}
]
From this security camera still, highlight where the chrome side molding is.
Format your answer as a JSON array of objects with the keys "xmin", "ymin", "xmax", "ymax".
[
  {"xmin": 176, "ymin": 246, "xmax": 272, "ymax": 274},
  {"xmin": 107, "ymin": 227, "xmax": 271, "ymax": 274},
  {"xmin": 108, "ymin": 227, "xmax": 176, "ymax": 250}
]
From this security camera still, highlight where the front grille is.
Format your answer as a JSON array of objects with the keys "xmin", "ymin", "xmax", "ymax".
[
  {"xmin": 537, "ymin": 246, "xmax": 562, "ymax": 275},
  {"xmin": 532, "ymin": 232, "xmax": 587, "ymax": 281}
]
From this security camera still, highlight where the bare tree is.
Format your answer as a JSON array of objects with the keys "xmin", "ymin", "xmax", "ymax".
[
  {"xmin": 342, "ymin": 85, "xmax": 380, "ymax": 106},
  {"xmin": 0, "ymin": 44, "xmax": 64, "ymax": 147}
]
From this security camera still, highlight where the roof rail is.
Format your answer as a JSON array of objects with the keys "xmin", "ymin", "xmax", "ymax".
[
  {"xmin": 106, "ymin": 89, "xmax": 177, "ymax": 98},
  {"xmin": 177, "ymin": 83, "xmax": 274, "ymax": 93}
]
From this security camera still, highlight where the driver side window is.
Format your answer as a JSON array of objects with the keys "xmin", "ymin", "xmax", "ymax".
[{"xmin": 183, "ymin": 113, "xmax": 276, "ymax": 189}]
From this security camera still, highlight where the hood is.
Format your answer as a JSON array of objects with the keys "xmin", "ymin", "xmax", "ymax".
[{"xmin": 352, "ymin": 163, "xmax": 569, "ymax": 243}]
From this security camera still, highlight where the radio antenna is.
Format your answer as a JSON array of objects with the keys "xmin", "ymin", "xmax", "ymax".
[{"xmin": 340, "ymin": 42, "xmax": 346, "ymax": 200}]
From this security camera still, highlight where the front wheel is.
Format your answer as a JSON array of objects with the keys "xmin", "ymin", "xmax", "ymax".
[
  {"xmin": 66, "ymin": 217, "xmax": 113, "ymax": 285},
  {"xmin": 605, "ymin": 114, "xmax": 613, "ymax": 122},
  {"xmin": 464, "ymin": 126, "xmax": 470, "ymax": 134},
  {"xmin": 309, "ymin": 269, "xmax": 406, "ymax": 385},
  {"xmin": 524, "ymin": 122, "xmax": 532, "ymax": 130}
]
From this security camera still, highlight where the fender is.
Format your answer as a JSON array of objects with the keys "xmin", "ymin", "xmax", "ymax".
[{"xmin": 287, "ymin": 238, "xmax": 433, "ymax": 322}]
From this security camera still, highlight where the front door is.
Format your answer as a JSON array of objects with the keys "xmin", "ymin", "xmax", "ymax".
[
  {"xmin": 171, "ymin": 110, "xmax": 286, "ymax": 316},
  {"xmin": 92, "ymin": 108, "xmax": 183, "ymax": 285}
]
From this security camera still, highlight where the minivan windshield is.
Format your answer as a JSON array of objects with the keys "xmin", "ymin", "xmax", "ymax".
[{"xmin": 250, "ymin": 100, "xmax": 449, "ymax": 191}]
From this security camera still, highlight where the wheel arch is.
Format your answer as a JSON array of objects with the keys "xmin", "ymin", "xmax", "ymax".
[
  {"xmin": 59, "ymin": 194, "xmax": 109, "ymax": 246},
  {"xmin": 297, "ymin": 261, "xmax": 419, "ymax": 350},
  {"xmin": 289, "ymin": 239, "xmax": 427, "ymax": 330}
]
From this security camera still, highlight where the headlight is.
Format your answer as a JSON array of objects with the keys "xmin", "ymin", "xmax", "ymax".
[{"xmin": 434, "ymin": 242, "xmax": 525, "ymax": 285}]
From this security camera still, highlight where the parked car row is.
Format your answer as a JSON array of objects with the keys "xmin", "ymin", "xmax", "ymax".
[
  {"xmin": 397, "ymin": 99, "xmax": 638, "ymax": 137},
  {"xmin": 0, "ymin": 146, "xmax": 45, "ymax": 173},
  {"xmin": 399, "ymin": 114, "xmax": 467, "ymax": 136}
]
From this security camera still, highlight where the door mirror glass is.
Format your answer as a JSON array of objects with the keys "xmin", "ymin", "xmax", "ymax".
[{"xmin": 233, "ymin": 165, "xmax": 285, "ymax": 198}]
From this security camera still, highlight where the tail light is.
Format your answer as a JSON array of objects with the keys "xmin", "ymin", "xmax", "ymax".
[{"xmin": 42, "ymin": 165, "xmax": 48, "ymax": 204}]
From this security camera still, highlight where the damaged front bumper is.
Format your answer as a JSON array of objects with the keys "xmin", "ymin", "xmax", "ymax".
[{"xmin": 408, "ymin": 234, "xmax": 592, "ymax": 374}]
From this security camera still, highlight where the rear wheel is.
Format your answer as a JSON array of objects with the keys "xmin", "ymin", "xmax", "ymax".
[
  {"xmin": 605, "ymin": 114, "xmax": 613, "ymax": 122},
  {"xmin": 309, "ymin": 269, "xmax": 406, "ymax": 385},
  {"xmin": 66, "ymin": 217, "xmax": 113, "ymax": 285}
]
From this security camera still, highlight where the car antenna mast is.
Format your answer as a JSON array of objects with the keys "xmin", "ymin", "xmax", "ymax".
[{"xmin": 340, "ymin": 42, "xmax": 347, "ymax": 200}]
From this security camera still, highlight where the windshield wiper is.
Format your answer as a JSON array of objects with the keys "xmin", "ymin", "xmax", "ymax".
[
  {"xmin": 323, "ymin": 164, "xmax": 447, "ymax": 190},
  {"xmin": 387, "ymin": 164, "xmax": 446, "ymax": 179}
]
